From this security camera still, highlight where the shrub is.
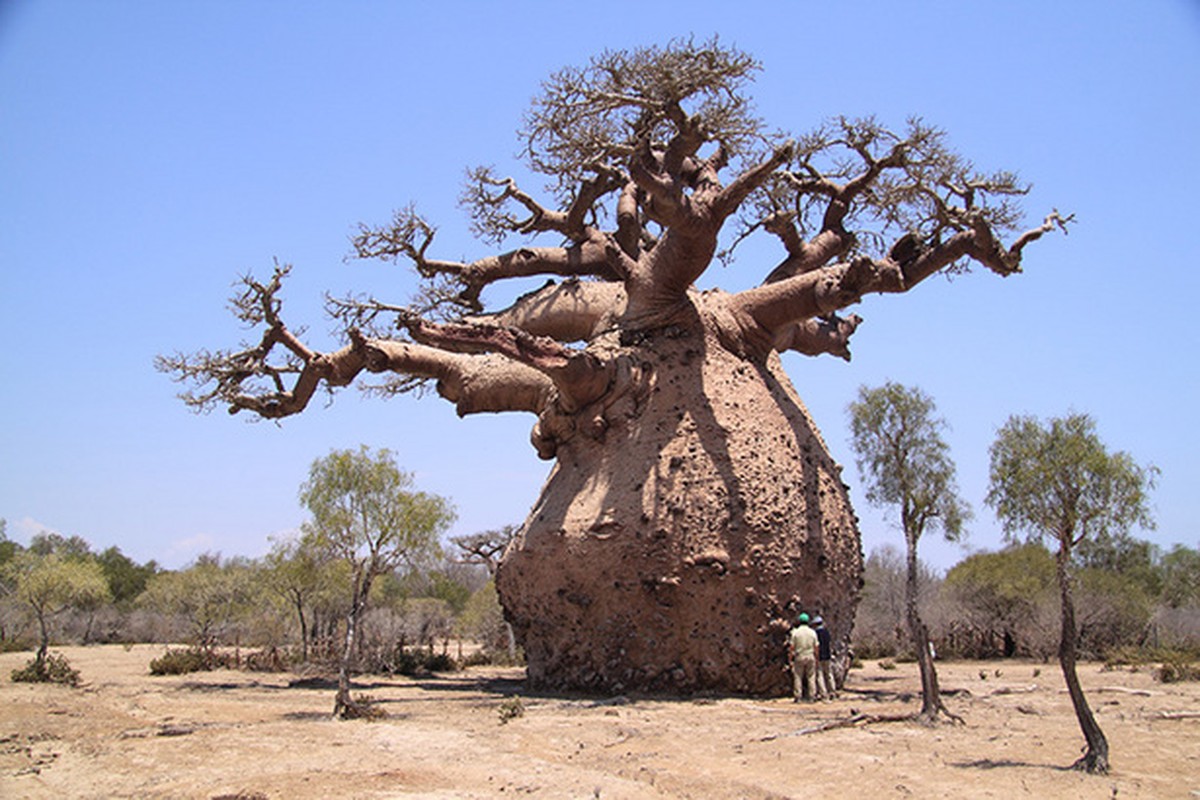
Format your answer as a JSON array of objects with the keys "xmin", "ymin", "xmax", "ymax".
[
  {"xmin": 497, "ymin": 695, "xmax": 525, "ymax": 724},
  {"xmin": 387, "ymin": 645, "xmax": 459, "ymax": 676},
  {"xmin": 341, "ymin": 694, "xmax": 387, "ymax": 721},
  {"xmin": 148, "ymin": 647, "xmax": 231, "ymax": 675},
  {"xmin": 11, "ymin": 652, "xmax": 80, "ymax": 686},
  {"xmin": 424, "ymin": 652, "xmax": 457, "ymax": 672},
  {"xmin": 1155, "ymin": 652, "xmax": 1200, "ymax": 683},
  {"xmin": 241, "ymin": 646, "xmax": 289, "ymax": 673}
]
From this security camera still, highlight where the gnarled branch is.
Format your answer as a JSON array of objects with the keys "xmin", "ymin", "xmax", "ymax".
[{"xmin": 398, "ymin": 314, "xmax": 614, "ymax": 414}]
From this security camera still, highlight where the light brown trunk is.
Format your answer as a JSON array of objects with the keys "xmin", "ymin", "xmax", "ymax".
[{"xmin": 497, "ymin": 299, "xmax": 862, "ymax": 695}]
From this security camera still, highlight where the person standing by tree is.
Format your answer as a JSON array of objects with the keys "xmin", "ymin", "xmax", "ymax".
[
  {"xmin": 848, "ymin": 382, "xmax": 969, "ymax": 724},
  {"xmin": 811, "ymin": 615, "xmax": 837, "ymax": 700},
  {"xmin": 987, "ymin": 412, "xmax": 1156, "ymax": 774},
  {"xmin": 300, "ymin": 446, "xmax": 455, "ymax": 719},
  {"xmin": 788, "ymin": 612, "xmax": 819, "ymax": 702}
]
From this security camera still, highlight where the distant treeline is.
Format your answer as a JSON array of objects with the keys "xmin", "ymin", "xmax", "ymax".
[{"xmin": 2, "ymin": 520, "xmax": 1196, "ymax": 665}]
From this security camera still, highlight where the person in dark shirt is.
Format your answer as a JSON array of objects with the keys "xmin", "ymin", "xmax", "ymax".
[{"xmin": 811, "ymin": 615, "xmax": 837, "ymax": 700}]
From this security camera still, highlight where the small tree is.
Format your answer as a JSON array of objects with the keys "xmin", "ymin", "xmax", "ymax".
[
  {"xmin": 1159, "ymin": 544, "xmax": 1200, "ymax": 610},
  {"xmin": 848, "ymin": 382, "xmax": 970, "ymax": 723},
  {"xmin": 986, "ymin": 412, "xmax": 1156, "ymax": 774},
  {"xmin": 300, "ymin": 446, "xmax": 454, "ymax": 718},
  {"xmin": 5, "ymin": 552, "xmax": 110, "ymax": 675},
  {"xmin": 452, "ymin": 525, "xmax": 519, "ymax": 660},
  {"xmin": 451, "ymin": 525, "xmax": 517, "ymax": 578},
  {"xmin": 263, "ymin": 532, "xmax": 337, "ymax": 662},
  {"xmin": 139, "ymin": 554, "xmax": 257, "ymax": 651}
]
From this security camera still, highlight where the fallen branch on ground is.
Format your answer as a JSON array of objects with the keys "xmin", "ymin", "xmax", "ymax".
[
  {"xmin": 1092, "ymin": 686, "xmax": 1156, "ymax": 697},
  {"xmin": 757, "ymin": 711, "xmax": 919, "ymax": 740}
]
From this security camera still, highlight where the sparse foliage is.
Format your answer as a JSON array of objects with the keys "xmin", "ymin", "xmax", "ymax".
[
  {"xmin": 4, "ymin": 552, "xmax": 110, "ymax": 670},
  {"xmin": 987, "ymin": 412, "xmax": 1157, "ymax": 774},
  {"xmin": 848, "ymin": 383, "xmax": 969, "ymax": 723},
  {"xmin": 300, "ymin": 446, "xmax": 454, "ymax": 718},
  {"xmin": 138, "ymin": 554, "xmax": 257, "ymax": 651}
]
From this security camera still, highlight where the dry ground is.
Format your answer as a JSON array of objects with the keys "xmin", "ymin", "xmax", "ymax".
[{"xmin": 1, "ymin": 645, "xmax": 1197, "ymax": 799}]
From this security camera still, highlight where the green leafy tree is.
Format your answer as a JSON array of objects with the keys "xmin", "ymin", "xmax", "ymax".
[
  {"xmin": 27, "ymin": 531, "xmax": 94, "ymax": 561},
  {"xmin": 300, "ymin": 446, "xmax": 454, "ymax": 718},
  {"xmin": 1075, "ymin": 534, "xmax": 1161, "ymax": 599},
  {"xmin": 848, "ymin": 382, "xmax": 970, "ymax": 723},
  {"xmin": 1157, "ymin": 544, "xmax": 1200, "ymax": 609},
  {"xmin": 987, "ymin": 412, "xmax": 1156, "ymax": 774},
  {"xmin": 0, "ymin": 519, "xmax": 18, "ymax": 568},
  {"xmin": 457, "ymin": 580, "xmax": 514, "ymax": 661},
  {"xmin": 4, "ymin": 552, "xmax": 110, "ymax": 669},
  {"xmin": 944, "ymin": 543, "xmax": 1058, "ymax": 658},
  {"xmin": 95, "ymin": 546, "xmax": 158, "ymax": 607},
  {"xmin": 263, "ymin": 532, "xmax": 339, "ymax": 662},
  {"xmin": 139, "ymin": 554, "xmax": 257, "ymax": 650}
]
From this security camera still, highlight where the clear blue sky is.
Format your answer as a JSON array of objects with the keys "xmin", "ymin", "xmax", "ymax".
[{"xmin": 2, "ymin": 1, "xmax": 1197, "ymax": 571}]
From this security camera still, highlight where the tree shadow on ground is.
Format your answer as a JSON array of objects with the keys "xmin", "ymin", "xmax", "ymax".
[{"xmin": 949, "ymin": 758, "xmax": 1075, "ymax": 772}]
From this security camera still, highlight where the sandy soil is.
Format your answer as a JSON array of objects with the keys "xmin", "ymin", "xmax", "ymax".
[{"xmin": 1, "ymin": 645, "xmax": 1197, "ymax": 799}]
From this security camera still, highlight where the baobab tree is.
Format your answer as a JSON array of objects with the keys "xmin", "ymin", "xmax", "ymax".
[{"xmin": 160, "ymin": 39, "xmax": 1066, "ymax": 695}]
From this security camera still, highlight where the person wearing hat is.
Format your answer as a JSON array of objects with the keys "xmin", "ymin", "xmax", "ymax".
[
  {"xmin": 788, "ymin": 612, "xmax": 820, "ymax": 702},
  {"xmin": 811, "ymin": 615, "xmax": 837, "ymax": 700}
]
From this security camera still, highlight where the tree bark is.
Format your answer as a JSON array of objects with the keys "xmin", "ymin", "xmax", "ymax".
[
  {"xmin": 35, "ymin": 608, "xmax": 49, "ymax": 669},
  {"xmin": 1056, "ymin": 543, "xmax": 1110, "ymax": 773},
  {"xmin": 334, "ymin": 571, "xmax": 371, "ymax": 719},
  {"xmin": 904, "ymin": 531, "xmax": 951, "ymax": 723},
  {"xmin": 496, "ymin": 298, "xmax": 862, "ymax": 695}
]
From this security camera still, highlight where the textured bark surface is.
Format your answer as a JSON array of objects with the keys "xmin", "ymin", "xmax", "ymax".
[{"xmin": 496, "ymin": 294, "xmax": 860, "ymax": 695}]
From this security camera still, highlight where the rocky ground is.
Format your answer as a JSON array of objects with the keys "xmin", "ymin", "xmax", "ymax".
[{"xmin": 1, "ymin": 645, "xmax": 1197, "ymax": 798}]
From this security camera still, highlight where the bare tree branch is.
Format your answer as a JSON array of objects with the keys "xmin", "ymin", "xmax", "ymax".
[{"xmin": 398, "ymin": 314, "xmax": 614, "ymax": 414}]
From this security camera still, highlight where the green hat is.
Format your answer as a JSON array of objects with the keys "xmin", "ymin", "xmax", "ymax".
[{"xmin": 797, "ymin": 613, "xmax": 810, "ymax": 624}]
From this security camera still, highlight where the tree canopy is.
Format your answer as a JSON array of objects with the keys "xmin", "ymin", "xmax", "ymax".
[
  {"xmin": 848, "ymin": 382, "xmax": 971, "ymax": 546},
  {"xmin": 987, "ymin": 413, "xmax": 1156, "ymax": 552},
  {"xmin": 158, "ymin": 37, "xmax": 1068, "ymax": 452}
]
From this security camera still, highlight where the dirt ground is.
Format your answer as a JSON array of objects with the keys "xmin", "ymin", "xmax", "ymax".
[{"xmin": 1, "ymin": 645, "xmax": 1197, "ymax": 799}]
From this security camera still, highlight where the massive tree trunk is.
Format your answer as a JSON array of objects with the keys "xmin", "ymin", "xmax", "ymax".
[{"xmin": 496, "ymin": 294, "xmax": 860, "ymax": 695}]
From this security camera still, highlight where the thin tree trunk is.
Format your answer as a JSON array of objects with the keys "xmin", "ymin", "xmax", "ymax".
[
  {"xmin": 35, "ymin": 608, "xmax": 50, "ymax": 669},
  {"xmin": 334, "ymin": 587, "xmax": 363, "ymax": 718},
  {"xmin": 334, "ymin": 569, "xmax": 376, "ymax": 719},
  {"xmin": 1056, "ymin": 545, "xmax": 1109, "ymax": 773},
  {"xmin": 905, "ymin": 532, "xmax": 960, "ymax": 724},
  {"xmin": 905, "ymin": 536, "xmax": 939, "ymax": 721},
  {"xmin": 298, "ymin": 605, "xmax": 309, "ymax": 663}
]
